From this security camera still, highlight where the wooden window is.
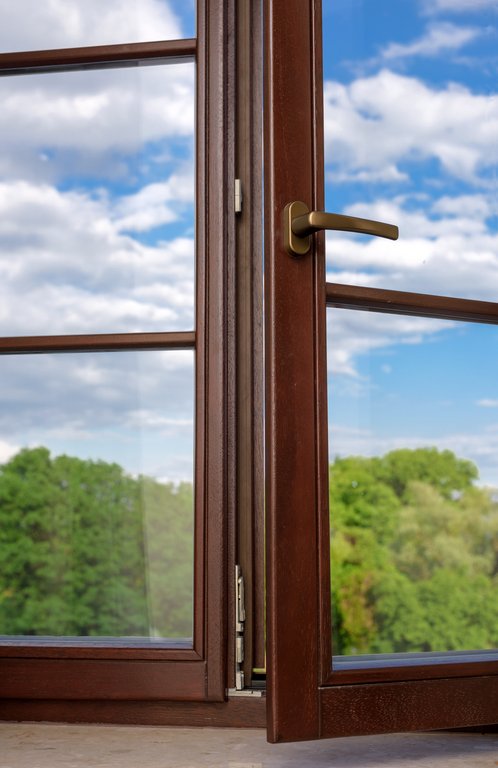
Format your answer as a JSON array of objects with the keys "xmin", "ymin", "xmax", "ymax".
[
  {"xmin": 0, "ymin": 0, "xmax": 235, "ymax": 707},
  {"xmin": 265, "ymin": 0, "xmax": 498, "ymax": 743}
]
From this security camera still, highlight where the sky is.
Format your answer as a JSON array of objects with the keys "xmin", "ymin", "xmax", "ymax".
[
  {"xmin": 0, "ymin": 0, "xmax": 196, "ymax": 484},
  {"xmin": 323, "ymin": 0, "xmax": 498, "ymax": 486},
  {"xmin": 2, "ymin": 1, "xmax": 498, "ymax": 489}
]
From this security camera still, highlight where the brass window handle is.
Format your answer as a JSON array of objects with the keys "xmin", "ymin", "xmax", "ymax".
[{"xmin": 284, "ymin": 201, "xmax": 399, "ymax": 256}]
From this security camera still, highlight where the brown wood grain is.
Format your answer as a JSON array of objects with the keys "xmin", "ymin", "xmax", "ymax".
[
  {"xmin": 320, "ymin": 677, "xmax": 498, "ymax": 738},
  {"xmin": 0, "ymin": 332, "xmax": 195, "ymax": 354},
  {"xmin": 235, "ymin": 0, "xmax": 265, "ymax": 686},
  {"xmin": 0, "ymin": 659, "xmax": 206, "ymax": 700},
  {"xmin": 324, "ymin": 657, "xmax": 498, "ymax": 687},
  {"xmin": 0, "ymin": 696, "xmax": 266, "ymax": 727},
  {"xmin": 0, "ymin": 644, "xmax": 197, "ymax": 661},
  {"xmin": 196, "ymin": 0, "xmax": 236, "ymax": 703},
  {"xmin": 0, "ymin": 39, "xmax": 196, "ymax": 75},
  {"xmin": 326, "ymin": 282, "xmax": 498, "ymax": 324},
  {"xmin": 264, "ymin": 0, "xmax": 324, "ymax": 744}
]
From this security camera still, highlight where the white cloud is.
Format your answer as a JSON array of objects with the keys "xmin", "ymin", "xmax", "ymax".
[
  {"xmin": 0, "ymin": 0, "xmax": 184, "ymax": 52},
  {"xmin": 0, "ymin": 439, "xmax": 20, "ymax": 464},
  {"xmin": 0, "ymin": 13, "xmax": 196, "ymax": 336},
  {"xmin": 114, "ymin": 171, "xmax": 194, "ymax": 233},
  {"xmin": 325, "ymin": 191, "xmax": 498, "ymax": 485},
  {"xmin": 423, "ymin": 0, "xmax": 498, "ymax": 13},
  {"xmin": 0, "ymin": 1, "xmax": 197, "ymax": 482},
  {"xmin": 0, "ymin": 64, "xmax": 195, "ymax": 185},
  {"xmin": 0, "ymin": 179, "xmax": 195, "ymax": 335},
  {"xmin": 0, "ymin": 351, "xmax": 195, "ymax": 481},
  {"xmin": 328, "ymin": 166, "xmax": 408, "ymax": 185},
  {"xmin": 126, "ymin": 410, "xmax": 193, "ymax": 430},
  {"xmin": 326, "ymin": 308, "xmax": 449, "ymax": 377},
  {"xmin": 381, "ymin": 22, "xmax": 480, "ymax": 61},
  {"xmin": 324, "ymin": 70, "xmax": 498, "ymax": 183},
  {"xmin": 0, "ymin": 160, "xmax": 197, "ymax": 482},
  {"xmin": 326, "ymin": 194, "xmax": 498, "ymax": 301},
  {"xmin": 324, "ymin": 190, "xmax": 498, "ymax": 425},
  {"xmin": 432, "ymin": 194, "xmax": 494, "ymax": 219}
]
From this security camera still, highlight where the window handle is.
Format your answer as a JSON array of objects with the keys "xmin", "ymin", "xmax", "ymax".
[{"xmin": 284, "ymin": 200, "xmax": 399, "ymax": 256}]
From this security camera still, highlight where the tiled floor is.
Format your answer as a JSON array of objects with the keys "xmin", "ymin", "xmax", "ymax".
[{"xmin": 1, "ymin": 724, "xmax": 498, "ymax": 767}]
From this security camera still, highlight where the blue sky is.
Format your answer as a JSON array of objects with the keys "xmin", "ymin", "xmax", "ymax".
[
  {"xmin": 0, "ymin": 1, "xmax": 196, "ymax": 484},
  {"xmin": 323, "ymin": 0, "xmax": 498, "ymax": 485},
  {"xmin": 2, "ymin": 1, "xmax": 498, "ymax": 489}
]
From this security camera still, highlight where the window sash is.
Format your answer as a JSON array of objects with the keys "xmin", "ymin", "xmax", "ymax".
[{"xmin": 0, "ymin": 0, "xmax": 235, "ymax": 704}]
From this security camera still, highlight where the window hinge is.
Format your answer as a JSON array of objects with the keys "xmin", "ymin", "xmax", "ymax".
[
  {"xmin": 228, "ymin": 568, "xmax": 265, "ymax": 697},
  {"xmin": 235, "ymin": 564, "xmax": 245, "ymax": 690},
  {"xmin": 235, "ymin": 178, "xmax": 243, "ymax": 214}
]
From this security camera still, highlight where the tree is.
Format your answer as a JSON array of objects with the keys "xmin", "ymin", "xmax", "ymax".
[
  {"xmin": 329, "ymin": 448, "xmax": 498, "ymax": 657},
  {"xmin": 392, "ymin": 481, "xmax": 498, "ymax": 582},
  {"xmin": 329, "ymin": 456, "xmax": 401, "ymax": 654},
  {"xmin": 139, "ymin": 476, "xmax": 193, "ymax": 639},
  {"xmin": 375, "ymin": 448, "xmax": 477, "ymax": 502},
  {"xmin": 0, "ymin": 447, "xmax": 193, "ymax": 639}
]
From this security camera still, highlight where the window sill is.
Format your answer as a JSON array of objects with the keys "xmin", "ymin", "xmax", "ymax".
[{"xmin": 2, "ymin": 723, "xmax": 498, "ymax": 767}]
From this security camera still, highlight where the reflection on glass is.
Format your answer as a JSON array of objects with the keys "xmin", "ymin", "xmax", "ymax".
[
  {"xmin": 0, "ymin": 0, "xmax": 195, "ymax": 51},
  {"xmin": 323, "ymin": 1, "xmax": 498, "ymax": 301},
  {"xmin": 328, "ymin": 309, "xmax": 498, "ymax": 664},
  {"xmin": 0, "ymin": 350, "xmax": 194, "ymax": 643},
  {"xmin": 0, "ymin": 64, "xmax": 195, "ymax": 336}
]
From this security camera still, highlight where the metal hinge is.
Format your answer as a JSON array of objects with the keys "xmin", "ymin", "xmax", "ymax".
[
  {"xmin": 235, "ymin": 564, "xmax": 245, "ymax": 690},
  {"xmin": 227, "ymin": 565, "xmax": 264, "ymax": 698}
]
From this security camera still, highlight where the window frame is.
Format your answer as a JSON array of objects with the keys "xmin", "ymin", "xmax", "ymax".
[{"xmin": 5, "ymin": 0, "xmax": 498, "ymax": 738}]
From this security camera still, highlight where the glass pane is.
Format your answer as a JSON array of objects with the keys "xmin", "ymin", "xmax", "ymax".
[
  {"xmin": 323, "ymin": 2, "xmax": 498, "ymax": 301},
  {"xmin": 328, "ymin": 309, "xmax": 498, "ymax": 666},
  {"xmin": 0, "ymin": 349, "xmax": 194, "ymax": 644},
  {"xmin": 0, "ymin": 63, "xmax": 195, "ymax": 336},
  {"xmin": 0, "ymin": 0, "xmax": 195, "ymax": 51}
]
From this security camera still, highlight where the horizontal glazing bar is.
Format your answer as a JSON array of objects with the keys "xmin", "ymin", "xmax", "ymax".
[
  {"xmin": 0, "ymin": 39, "xmax": 196, "ymax": 76},
  {"xmin": 326, "ymin": 282, "xmax": 498, "ymax": 325},
  {"xmin": 0, "ymin": 331, "xmax": 196, "ymax": 355}
]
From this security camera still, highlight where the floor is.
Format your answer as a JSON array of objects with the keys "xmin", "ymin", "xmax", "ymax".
[{"xmin": 1, "ymin": 724, "xmax": 498, "ymax": 767}]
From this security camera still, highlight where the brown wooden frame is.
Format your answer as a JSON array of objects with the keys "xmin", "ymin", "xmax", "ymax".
[
  {"xmin": 264, "ymin": 0, "xmax": 326, "ymax": 742},
  {"xmin": 0, "ymin": 697, "xmax": 266, "ymax": 728},
  {"xmin": 0, "ymin": 0, "xmax": 236, "ymax": 706},
  {"xmin": 233, "ymin": 0, "xmax": 266, "ymax": 687},
  {"xmin": 0, "ymin": 39, "xmax": 196, "ymax": 75},
  {"xmin": 265, "ymin": 0, "xmax": 498, "ymax": 744}
]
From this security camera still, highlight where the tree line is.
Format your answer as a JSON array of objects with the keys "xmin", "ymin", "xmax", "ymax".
[
  {"xmin": 331, "ymin": 447, "xmax": 498, "ymax": 655},
  {"xmin": 0, "ymin": 447, "xmax": 193, "ymax": 639},
  {"xmin": 1, "ymin": 445, "xmax": 497, "ymax": 655}
]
